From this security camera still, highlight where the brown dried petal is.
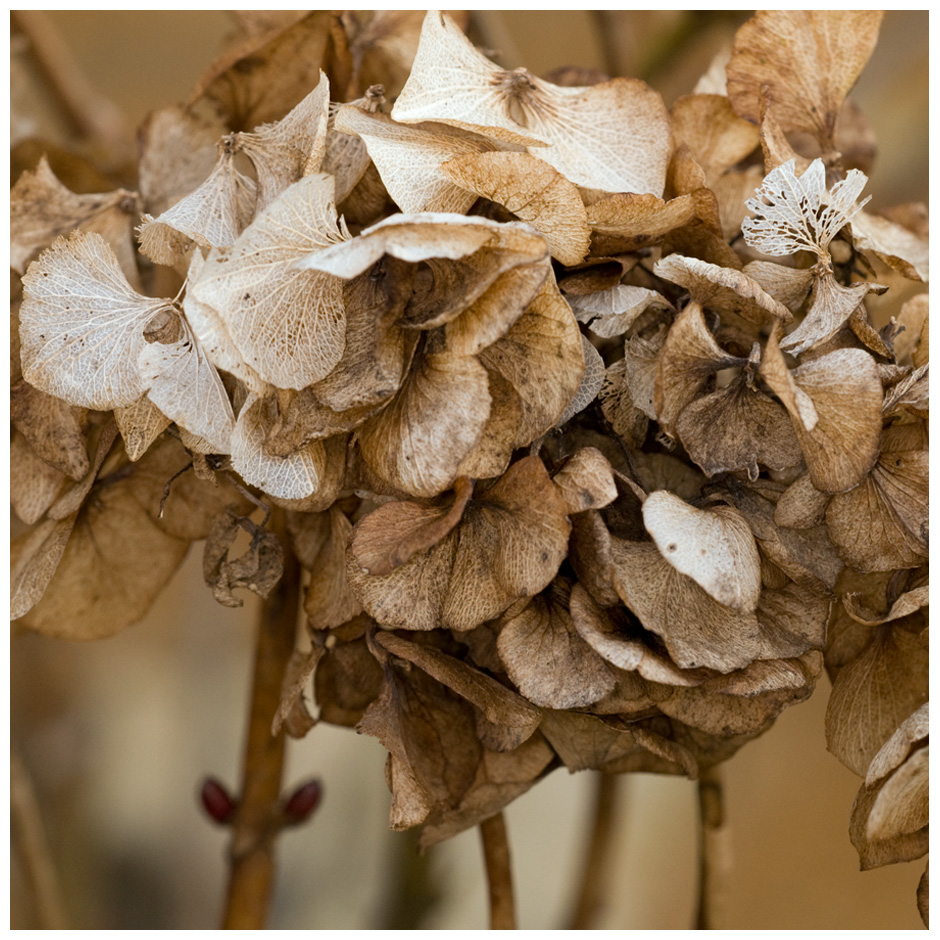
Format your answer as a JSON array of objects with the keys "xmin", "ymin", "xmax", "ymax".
[
  {"xmin": 851, "ymin": 209, "xmax": 929, "ymax": 282},
  {"xmin": 272, "ymin": 645, "xmax": 325, "ymax": 739},
  {"xmin": 610, "ymin": 539, "xmax": 763, "ymax": 673},
  {"xmin": 551, "ymin": 447, "xmax": 617, "ymax": 516},
  {"xmin": 867, "ymin": 747, "xmax": 929, "ymax": 842},
  {"xmin": 114, "ymin": 396, "xmax": 172, "ymax": 462},
  {"xmin": 653, "ymin": 254, "xmax": 791, "ymax": 325},
  {"xmin": 496, "ymin": 581, "xmax": 616, "ymax": 710},
  {"xmin": 866, "ymin": 703, "xmax": 929, "ymax": 788},
  {"xmin": 654, "ymin": 301, "xmax": 742, "ymax": 437},
  {"xmin": 10, "ymin": 432, "xmax": 66, "ymax": 525},
  {"xmin": 375, "ymin": 631, "xmax": 541, "ymax": 749},
  {"xmin": 726, "ymin": 11, "xmax": 883, "ymax": 146},
  {"xmin": 849, "ymin": 773, "xmax": 929, "ymax": 871},
  {"xmin": 567, "ymin": 284, "xmax": 673, "ymax": 339},
  {"xmin": 304, "ymin": 506, "xmax": 362, "ymax": 632},
  {"xmin": 669, "ymin": 94, "xmax": 760, "ymax": 182},
  {"xmin": 351, "ymin": 478, "xmax": 472, "ymax": 576},
  {"xmin": 478, "ymin": 272, "xmax": 585, "ymax": 446},
  {"xmin": 586, "ymin": 192, "xmax": 696, "ymax": 253},
  {"xmin": 825, "ymin": 626, "xmax": 929, "ymax": 777},
  {"xmin": 11, "ymin": 156, "xmax": 140, "ymax": 284},
  {"xmin": 780, "ymin": 271, "xmax": 875, "ymax": 355},
  {"xmin": 356, "ymin": 349, "xmax": 491, "ymax": 498},
  {"xmin": 315, "ymin": 628, "xmax": 384, "ymax": 727},
  {"xmin": 334, "ymin": 106, "xmax": 493, "ymax": 214},
  {"xmin": 443, "ymin": 151, "xmax": 591, "ymax": 266},
  {"xmin": 774, "ymin": 473, "xmax": 830, "ymax": 529},
  {"xmin": 203, "ymin": 506, "xmax": 285, "ymax": 608},
  {"xmin": 598, "ymin": 359, "xmax": 648, "ymax": 448},
  {"xmin": 825, "ymin": 449, "xmax": 928, "ymax": 572},
  {"xmin": 11, "ymin": 379, "xmax": 89, "ymax": 480},
  {"xmin": 743, "ymin": 261, "xmax": 815, "ymax": 311},
  {"xmin": 677, "ymin": 380, "xmax": 802, "ymax": 481}
]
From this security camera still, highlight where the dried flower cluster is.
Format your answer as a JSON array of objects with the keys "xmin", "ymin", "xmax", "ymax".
[{"xmin": 10, "ymin": 10, "xmax": 928, "ymax": 924}]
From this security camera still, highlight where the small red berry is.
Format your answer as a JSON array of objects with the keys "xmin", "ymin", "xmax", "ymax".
[
  {"xmin": 200, "ymin": 777, "xmax": 237, "ymax": 824},
  {"xmin": 283, "ymin": 779, "xmax": 322, "ymax": 824}
]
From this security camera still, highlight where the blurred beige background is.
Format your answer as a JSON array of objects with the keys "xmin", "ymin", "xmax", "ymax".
[{"xmin": 11, "ymin": 10, "xmax": 928, "ymax": 930}]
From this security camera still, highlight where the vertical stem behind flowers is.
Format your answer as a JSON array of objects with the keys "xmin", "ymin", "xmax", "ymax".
[
  {"xmin": 695, "ymin": 764, "xmax": 730, "ymax": 930},
  {"xmin": 568, "ymin": 772, "xmax": 622, "ymax": 928},
  {"xmin": 480, "ymin": 812, "xmax": 516, "ymax": 929},
  {"xmin": 221, "ymin": 510, "xmax": 300, "ymax": 929}
]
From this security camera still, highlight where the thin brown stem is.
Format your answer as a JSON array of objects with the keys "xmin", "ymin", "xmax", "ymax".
[
  {"xmin": 11, "ymin": 745, "xmax": 69, "ymax": 929},
  {"xmin": 10, "ymin": 10, "xmax": 128, "ymax": 151},
  {"xmin": 222, "ymin": 511, "xmax": 301, "ymax": 930},
  {"xmin": 480, "ymin": 812, "xmax": 516, "ymax": 930},
  {"xmin": 568, "ymin": 772, "xmax": 621, "ymax": 929},
  {"xmin": 695, "ymin": 764, "xmax": 730, "ymax": 930}
]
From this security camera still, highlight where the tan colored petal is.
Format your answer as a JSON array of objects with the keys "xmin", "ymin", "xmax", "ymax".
[
  {"xmin": 114, "ymin": 396, "xmax": 172, "ymax": 462},
  {"xmin": 334, "ymin": 105, "xmax": 492, "ymax": 214},
  {"xmin": 866, "ymin": 703, "xmax": 929, "ymax": 788},
  {"xmin": 237, "ymin": 74, "xmax": 331, "ymax": 211},
  {"xmin": 826, "ymin": 449, "xmax": 928, "ymax": 572},
  {"xmin": 654, "ymin": 301, "xmax": 742, "ymax": 437},
  {"xmin": 11, "ymin": 378, "xmax": 89, "ymax": 480},
  {"xmin": 849, "ymin": 773, "xmax": 929, "ymax": 870},
  {"xmin": 376, "ymin": 630, "xmax": 541, "ymax": 749},
  {"xmin": 356, "ymin": 348, "xmax": 491, "ymax": 498},
  {"xmin": 11, "ymin": 432, "xmax": 66, "ymax": 525},
  {"xmin": 478, "ymin": 272, "xmax": 584, "ymax": 446},
  {"xmin": 825, "ymin": 626, "xmax": 929, "ymax": 777},
  {"xmin": 780, "ymin": 271, "xmax": 875, "ymax": 355},
  {"xmin": 188, "ymin": 173, "xmax": 347, "ymax": 389},
  {"xmin": 610, "ymin": 539, "xmax": 763, "ymax": 673},
  {"xmin": 443, "ymin": 151, "xmax": 590, "ymax": 266},
  {"xmin": 599, "ymin": 359, "xmax": 648, "ymax": 448},
  {"xmin": 20, "ymin": 232, "xmax": 173, "ymax": 410},
  {"xmin": 669, "ymin": 93, "xmax": 760, "ymax": 182},
  {"xmin": 303, "ymin": 506, "xmax": 362, "ymax": 632},
  {"xmin": 743, "ymin": 261, "xmax": 815, "ymax": 311},
  {"xmin": 654, "ymin": 254, "xmax": 792, "ymax": 325},
  {"xmin": 852, "ymin": 209, "xmax": 929, "ymax": 282},
  {"xmin": 230, "ymin": 392, "xmax": 330, "ymax": 500},
  {"xmin": 867, "ymin": 747, "xmax": 929, "ymax": 842},
  {"xmin": 138, "ymin": 145, "xmax": 257, "ymax": 265},
  {"xmin": 586, "ymin": 192, "xmax": 696, "ymax": 254},
  {"xmin": 567, "ymin": 284, "xmax": 673, "ymax": 339},
  {"xmin": 443, "ymin": 456, "xmax": 571, "ymax": 630},
  {"xmin": 677, "ymin": 379, "xmax": 802, "ymax": 480},
  {"xmin": 11, "ymin": 156, "xmax": 140, "ymax": 285},
  {"xmin": 726, "ymin": 11, "xmax": 883, "ymax": 147},
  {"xmin": 188, "ymin": 11, "xmax": 337, "ymax": 130},
  {"xmin": 774, "ymin": 473, "xmax": 830, "ymax": 529},
  {"xmin": 496, "ymin": 579, "xmax": 616, "ymax": 710},
  {"xmin": 551, "ymin": 447, "xmax": 617, "ymax": 516},
  {"xmin": 350, "ymin": 478, "xmax": 472, "ymax": 576}
]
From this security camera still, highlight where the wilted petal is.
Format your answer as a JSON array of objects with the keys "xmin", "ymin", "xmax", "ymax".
[
  {"xmin": 568, "ymin": 284, "xmax": 673, "ymax": 339},
  {"xmin": 10, "ymin": 378, "xmax": 89, "ymax": 480},
  {"xmin": 20, "ymin": 232, "xmax": 173, "ymax": 409},
  {"xmin": 642, "ymin": 491, "xmax": 761, "ymax": 611},
  {"xmin": 726, "ymin": 11, "xmax": 883, "ymax": 147},
  {"xmin": 188, "ymin": 173, "xmax": 348, "ymax": 389}
]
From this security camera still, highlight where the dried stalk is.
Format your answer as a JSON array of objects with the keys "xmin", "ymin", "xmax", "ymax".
[
  {"xmin": 568, "ymin": 772, "xmax": 621, "ymax": 929},
  {"xmin": 695, "ymin": 764, "xmax": 730, "ymax": 930},
  {"xmin": 479, "ymin": 812, "xmax": 516, "ymax": 929},
  {"xmin": 10, "ymin": 10, "xmax": 128, "ymax": 151},
  {"xmin": 221, "ymin": 512, "xmax": 301, "ymax": 930},
  {"xmin": 11, "ymin": 745, "xmax": 69, "ymax": 929}
]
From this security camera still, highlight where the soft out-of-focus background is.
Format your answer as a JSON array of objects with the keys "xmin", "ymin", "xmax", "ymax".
[{"xmin": 10, "ymin": 10, "xmax": 928, "ymax": 930}]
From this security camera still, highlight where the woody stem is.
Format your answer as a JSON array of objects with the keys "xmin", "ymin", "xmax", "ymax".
[
  {"xmin": 480, "ymin": 812, "xmax": 516, "ymax": 929},
  {"xmin": 568, "ymin": 772, "xmax": 621, "ymax": 928},
  {"xmin": 221, "ymin": 511, "xmax": 300, "ymax": 930}
]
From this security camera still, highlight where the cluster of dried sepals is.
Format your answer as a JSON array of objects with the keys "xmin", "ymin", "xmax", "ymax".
[{"xmin": 9, "ymin": 9, "xmax": 928, "ymax": 911}]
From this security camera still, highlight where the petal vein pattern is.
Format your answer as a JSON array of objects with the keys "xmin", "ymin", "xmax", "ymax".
[{"xmin": 188, "ymin": 174, "xmax": 348, "ymax": 390}]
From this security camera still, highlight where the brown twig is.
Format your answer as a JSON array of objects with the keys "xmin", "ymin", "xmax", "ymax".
[
  {"xmin": 11, "ymin": 746, "xmax": 69, "ymax": 929},
  {"xmin": 568, "ymin": 772, "xmax": 621, "ymax": 929},
  {"xmin": 479, "ymin": 812, "xmax": 516, "ymax": 929},
  {"xmin": 695, "ymin": 764, "xmax": 730, "ymax": 930},
  {"xmin": 10, "ymin": 10, "xmax": 128, "ymax": 152},
  {"xmin": 221, "ymin": 510, "xmax": 301, "ymax": 929}
]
